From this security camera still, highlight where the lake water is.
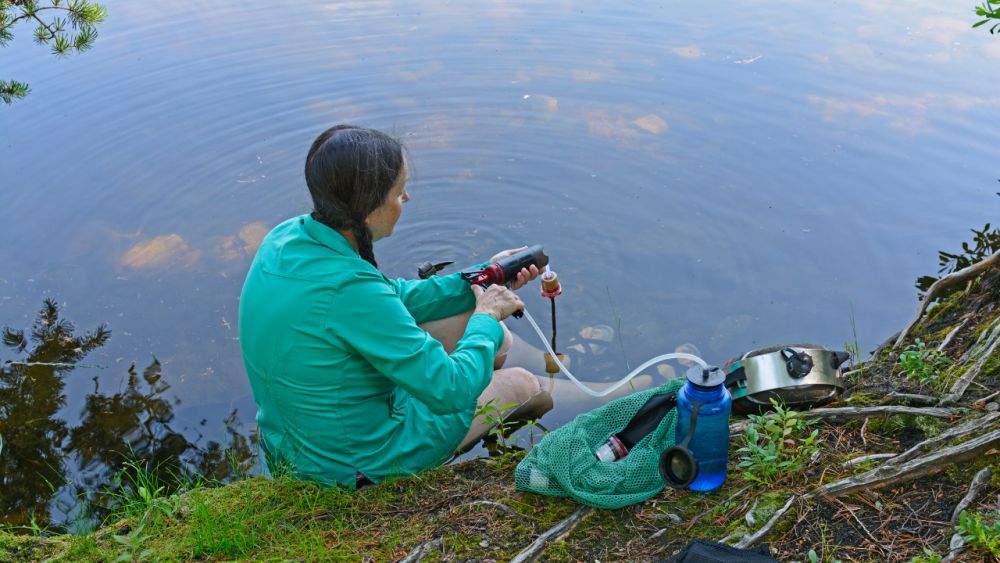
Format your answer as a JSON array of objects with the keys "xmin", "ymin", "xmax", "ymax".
[{"xmin": 2, "ymin": 0, "xmax": 999, "ymax": 528}]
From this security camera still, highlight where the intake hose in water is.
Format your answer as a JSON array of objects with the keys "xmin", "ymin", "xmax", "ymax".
[{"xmin": 521, "ymin": 308, "xmax": 708, "ymax": 397}]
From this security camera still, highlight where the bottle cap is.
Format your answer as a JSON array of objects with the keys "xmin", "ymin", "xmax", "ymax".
[{"xmin": 685, "ymin": 365, "xmax": 725, "ymax": 388}]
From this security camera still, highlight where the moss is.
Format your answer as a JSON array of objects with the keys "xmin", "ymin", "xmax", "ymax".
[{"xmin": 915, "ymin": 416, "xmax": 948, "ymax": 439}]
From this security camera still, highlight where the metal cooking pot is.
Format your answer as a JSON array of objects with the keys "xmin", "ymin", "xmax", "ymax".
[{"xmin": 722, "ymin": 343, "xmax": 849, "ymax": 414}]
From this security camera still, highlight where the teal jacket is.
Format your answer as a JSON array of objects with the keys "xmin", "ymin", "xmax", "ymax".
[{"xmin": 238, "ymin": 215, "xmax": 504, "ymax": 487}]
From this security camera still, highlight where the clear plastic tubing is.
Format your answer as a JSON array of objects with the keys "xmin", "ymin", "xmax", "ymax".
[{"xmin": 522, "ymin": 309, "xmax": 708, "ymax": 397}]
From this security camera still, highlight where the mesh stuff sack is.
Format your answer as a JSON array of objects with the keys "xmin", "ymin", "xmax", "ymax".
[
  {"xmin": 515, "ymin": 379, "xmax": 685, "ymax": 509},
  {"xmin": 660, "ymin": 539, "xmax": 778, "ymax": 563}
]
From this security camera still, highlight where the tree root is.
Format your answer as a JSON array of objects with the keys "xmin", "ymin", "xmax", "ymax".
[
  {"xmin": 733, "ymin": 495, "xmax": 797, "ymax": 549},
  {"xmin": 508, "ymin": 505, "xmax": 595, "ymax": 563},
  {"xmin": 842, "ymin": 453, "xmax": 897, "ymax": 467},
  {"xmin": 729, "ymin": 406, "xmax": 955, "ymax": 435},
  {"xmin": 956, "ymin": 316, "xmax": 1000, "ymax": 366},
  {"xmin": 937, "ymin": 318, "xmax": 970, "ymax": 352},
  {"xmin": 894, "ymin": 249, "xmax": 1000, "ymax": 349},
  {"xmin": 941, "ymin": 325, "xmax": 1000, "ymax": 405},
  {"xmin": 951, "ymin": 467, "xmax": 992, "ymax": 524},
  {"xmin": 883, "ymin": 393, "xmax": 938, "ymax": 407},
  {"xmin": 396, "ymin": 538, "xmax": 443, "ymax": 563},
  {"xmin": 883, "ymin": 412, "xmax": 998, "ymax": 467},
  {"xmin": 800, "ymin": 405, "xmax": 956, "ymax": 424},
  {"xmin": 806, "ymin": 428, "xmax": 1000, "ymax": 498}
]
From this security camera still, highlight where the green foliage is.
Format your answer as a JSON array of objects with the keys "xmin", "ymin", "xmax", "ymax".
[
  {"xmin": 474, "ymin": 398, "xmax": 520, "ymax": 449},
  {"xmin": 897, "ymin": 338, "xmax": 952, "ymax": 386},
  {"xmin": 0, "ymin": 0, "xmax": 108, "ymax": 104},
  {"xmin": 907, "ymin": 548, "xmax": 944, "ymax": 563},
  {"xmin": 958, "ymin": 510, "xmax": 1000, "ymax": 557},
  {"xmin": 974, "ymin": 0, "xmax": 1000, "ymax": 33},
  {"xmin": 736, "ymin": 400, "xmax": 820, "ymax": 486}
]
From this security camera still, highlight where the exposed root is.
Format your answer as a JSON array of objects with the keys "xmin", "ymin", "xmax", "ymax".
[
  {"xmin": 733, "ymin": 495, "xmax": 797, "ymax": 549},
  {"xmin": 508, "ymin": 505, "xmax": 594, "ymax": 563},
  {"xmin": 937, "ymin": 318, "xmax": 970, "ymax": 352},
  {"xmin": 956, "ymin": 316, "xmax": 1000, "ymax": 366},
  {"xmin": 842, "ymin": 453, "xmax": 896, "ymax": 467},
  {"xmin": 894, "ymin": 249, "xmax": 1000, "ymax": 348},
  {"xmin": 883, "ymin": 392, "xmax": 938, "ymax": 407},
  {"xmin": 941, "ymin": 326, "xmax": 1000, "ymax": 405},
  {"xmin": 950, "ymin": 467, "xmax": 992, "ymax": 524},
  {"xmin": 728, "ymin": 406, "xmax": 955, "ymax": 435},
  {"xmin": 806, "ymin": 428, "xmax": 1000, "ymax": 498},
  {"xmin": 883, "ymin": 412, "xmax": 999, "ymax": 467}
]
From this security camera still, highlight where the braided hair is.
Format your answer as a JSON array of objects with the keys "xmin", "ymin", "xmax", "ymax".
[{"xmin": 304, "ymin": 125, "xmax": 405, "ymax": 269}]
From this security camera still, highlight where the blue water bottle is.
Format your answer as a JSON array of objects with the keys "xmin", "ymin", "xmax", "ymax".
[{"xmin": 669, "ymin": 365, "xmax": 732, "ymax": 491}]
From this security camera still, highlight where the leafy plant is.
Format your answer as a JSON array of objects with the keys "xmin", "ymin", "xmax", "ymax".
[
  {"xmin": 0, "ymin": 0, "xmax": 109, "ymax": 103},
  {"xmin": 907, "ymin": 548, "xmax": 943, "ymax": 563},
  {"xmin": 112, "ymin": 521, "xmax": 153, "ymax": 562},
  {"xmin": 897, "ymin": 338, "xmax": 952, "ymax": 386},
  {"xmin": 958, "ymin": 510, "xmax": 1000, "ymax": 558},
  {"xmin": 473, "ymin": 399, "xmax": 520, "ymax": 449},
  {"xmin": 974, "ymin": 0, "xmax": 1000, "ymax": 33},
  {"xmin": 737, "ymin": 400, "xmax": 820, "ymax": 486}
]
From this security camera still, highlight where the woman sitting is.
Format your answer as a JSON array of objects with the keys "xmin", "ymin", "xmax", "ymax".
[{"xmin": 238, "ymin": 125, "xmax": 545, "ymax": 488}]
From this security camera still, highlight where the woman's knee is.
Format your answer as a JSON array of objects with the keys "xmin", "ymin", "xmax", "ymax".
[{"xmin": 501, "ymin": 367, "xmax": 540, "ymax": 401}]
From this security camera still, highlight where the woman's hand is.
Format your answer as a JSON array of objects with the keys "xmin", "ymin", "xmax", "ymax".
[
  {"xmin": 472, "ymin": 284, "xmax": 524, "ymax": 322},
  {"xmin": 489, "ymin": 246, "xmax": 541, "ymax": 291}
]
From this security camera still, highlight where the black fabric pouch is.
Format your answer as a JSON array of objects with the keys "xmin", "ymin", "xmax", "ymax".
[{"xmin": 662, "ymin": 539, "xmax": 780, "ymax": 563}]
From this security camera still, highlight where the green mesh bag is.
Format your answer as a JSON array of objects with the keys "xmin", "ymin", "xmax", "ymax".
[{"xmin": 515, "ymin": 379, "xmax": 685, "ymax": 509}]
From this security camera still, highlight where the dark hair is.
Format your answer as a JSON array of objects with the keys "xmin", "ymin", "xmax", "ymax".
[{"xmin": 304, "ymin": 125, "xmax": 405, "ymax": 268}]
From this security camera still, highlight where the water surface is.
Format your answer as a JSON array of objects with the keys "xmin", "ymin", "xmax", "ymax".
[{"xmin": 2, "ymin": 0, "xmax": 999, "ymax": 527}]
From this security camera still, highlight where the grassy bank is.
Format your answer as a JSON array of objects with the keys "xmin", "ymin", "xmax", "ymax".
[{"xmin": 8, "ymin": 270, "xmax": 1000, "ymax": 562}]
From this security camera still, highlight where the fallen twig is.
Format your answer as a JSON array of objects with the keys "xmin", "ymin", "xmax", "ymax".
[
  {"xmin": 733, "ymin": 495, "xmax": 797, "ymax": 549},
  {"xmin": 883, "ymin": 413, "xmax": 998, "ymax": 467},
  {"xmin": 508, "ymin": 505, "xmax": 595, "ymax": 563},
  {"xmin": 744, "ymin": 498, "xmax": 760, "ymax": 528},
  {"xmin": 894, "ymin": 250, "xmax": 1000, "ymax": 348},
  {"xmin": 975, "ymin": 390, "xmax": 1000, "ymax": 405},
  {"xmin": 843, "ymin": 453, "xmax": 896, "ymax": 467},
  {"xmin": 951, "ymin": 467, "xmax": 991, "ymax": 524},
  {"xmin": 836, "ymin": 498, "xmax": 880, "ymax": 548},
  {"xmin": 806, "ymin": 428, "xmax": 1000, "ymax": 498},
  {"xmin": 685, "ymin": 485, "xmax": 752, "ymax": 525},
  {"xmin": 396, "ymin": 538, "xmax": 442, "ymax": 563},
  {"xmin": 454, "ymin": 501, "xmax": 530, "ymax": 528}
]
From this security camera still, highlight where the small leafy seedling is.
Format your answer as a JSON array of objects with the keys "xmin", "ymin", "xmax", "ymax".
[{"xmin": 897, "ymin": 338, "xmax": 951, "ymax": 386}]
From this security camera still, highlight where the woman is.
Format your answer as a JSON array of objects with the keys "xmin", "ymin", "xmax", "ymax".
[{"xmin": 239, "ymin": 125, "xmax": 545, "ymax": 488}]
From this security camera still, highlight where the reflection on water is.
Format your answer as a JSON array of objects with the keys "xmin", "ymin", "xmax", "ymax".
[
  {"xmin": 3, "ymin": 0, "xmax": 1000, "ymax": 532},
  {"xmin": 0, "ymin": 300, "xmax": 256, "ymax": 531},
  {"xmin": 916, "ymin": 193, "xmax": 1000, "ymax": 300}
]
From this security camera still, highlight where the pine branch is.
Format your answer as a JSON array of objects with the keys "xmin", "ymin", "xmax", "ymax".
[{"xmin": 0, "ymin": 79, "xmax": 31, "ymax": 104}]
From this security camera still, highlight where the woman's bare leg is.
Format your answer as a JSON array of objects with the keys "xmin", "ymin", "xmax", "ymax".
[
  {"xmin": 418, "ymin": 311, "xmax": 554, "ymax": 450},
  {"xmin": 418, "ymin": 310, "xmax": 513, "ymax": 369},
  {"xmin": 459, "ymin": 367, "xmax": 548, "ymax": 450}
]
